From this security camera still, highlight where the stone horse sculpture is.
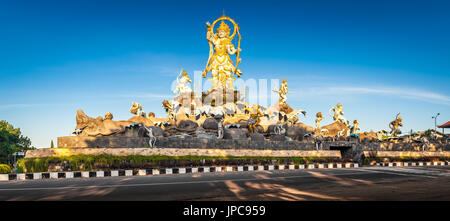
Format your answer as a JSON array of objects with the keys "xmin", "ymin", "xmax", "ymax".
[{"xmin": 73, "ymin": 109, "xmax": 154, "ymax": 137}]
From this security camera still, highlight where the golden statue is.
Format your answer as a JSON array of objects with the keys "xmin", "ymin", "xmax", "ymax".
[
  {"xmin": 248, "ymin": 105, "xmax": 263, "ymax": 134},
  {"xmin": 350, "ymin": 120, "xmax": 360, "ymax": 134},
  {"xmin": 130, "ymin": 102, "xmax": 146, "ymax": 117},
  {"xmin": 273, "ymin": 78, "xmax": 289, "ymax": 104},
  {"xmin": 389, "ymin": 113, "xmax": 403, "ymax": 137},
  {"xmin": 315, "ymin": 112, "xmax": 324, "ymax": 131},
  {"xmin": 329, "ymin": 102, "xmax": 348, "ymax": 126},
  {"xmin": 173, "ymin": 69, "xmax": 192, "ymax": 95},
  {"xmin": 202, "ymin": 15, "xmax": 242, "ymax": 90}
]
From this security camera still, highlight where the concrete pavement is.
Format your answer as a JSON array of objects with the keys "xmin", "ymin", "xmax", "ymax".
[{"xmin": 0, "ymin": 166, "xmax": 448, "ymax": 201}]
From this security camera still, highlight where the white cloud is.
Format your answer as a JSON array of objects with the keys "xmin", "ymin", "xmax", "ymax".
[{"xmin": 294, "ymin": 86, "xmax": 450, "ymax": 105}]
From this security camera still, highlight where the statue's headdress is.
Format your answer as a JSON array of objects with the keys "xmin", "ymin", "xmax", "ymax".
[
  {"xmin": 337, "ymin": 102, "xmax": 343, "ymax": 108},
  {"xmin": 282, "ymin": 77, "xmax": 287, "ymax": 84},
  {"xmin": 217, "ymin": 21, "xmax": 231, "ymax": 34},
  {"xmin": 182, "ymin": 70, "xmax": 189, "ymax": 77}
]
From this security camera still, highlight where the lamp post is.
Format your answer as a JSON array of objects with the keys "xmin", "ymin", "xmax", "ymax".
[{"xmin": 432, "ymin": 113, "xmax": 440, "ymax": 132}]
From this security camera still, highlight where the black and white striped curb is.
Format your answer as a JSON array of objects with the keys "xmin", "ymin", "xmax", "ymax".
[
  {"xmin": 0, "ymin": 162, "xmax": 359, "ymax": 181},
  {"xmin": 370, "ymin": 161, "xmax": 450, "ymax": 167}
]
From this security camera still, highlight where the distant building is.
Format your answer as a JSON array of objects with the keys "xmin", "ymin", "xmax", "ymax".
[{"xmin": 437, "ymin": 121, "xmax": 450, "ymax": 134}]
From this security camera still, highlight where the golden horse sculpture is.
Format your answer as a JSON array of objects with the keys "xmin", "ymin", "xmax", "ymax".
[{"xmin": 202, "ymin": 15, "xmax": 242, "ymax": 90}]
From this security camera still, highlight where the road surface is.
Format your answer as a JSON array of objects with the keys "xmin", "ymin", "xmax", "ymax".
[{"xmin": 0, "ymin": 166, "xmax": 448, "ymax": 201}]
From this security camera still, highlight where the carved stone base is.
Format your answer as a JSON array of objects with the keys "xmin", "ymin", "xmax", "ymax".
[{"xmin": 202, "ymin": 88, "xmax": 240, "ymax": 106}]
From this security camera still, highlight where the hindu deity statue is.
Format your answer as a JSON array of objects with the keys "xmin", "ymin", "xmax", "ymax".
[
  {"xmin": 389, "ymin": 113, "xmax": 403, "ymax": 137},
  {"xmin": 315, "ymin": 112, "xmax": 324, "ymax": 130},
  {"xmin": 273, "ymin": 78, "xmax": 289, "ymax": 104},
  {"xmin": 248, "ymin": 105, "xmax": 263, "ymax": 134},
  {"xmin": 202, "ymin": 15, "xmax": 242, "ymax": 90},
  {"xmin": 350, "ymin": 120, "xmax": 360, "ymax": 134},
  {"xmin": 173, "ymin": 69, "xmax": 192, "ymax": 95},
  {"xmin": 329, "ymin": 102, "xmax": 348, "ymax": 126}
]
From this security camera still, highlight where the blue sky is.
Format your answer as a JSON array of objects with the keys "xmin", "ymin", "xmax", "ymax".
[{"xmin": 1, "ymin": 0, "xmax": 449, "ymax": 148}]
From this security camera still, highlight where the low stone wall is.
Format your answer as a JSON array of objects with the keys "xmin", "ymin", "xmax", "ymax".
[
  {"xmin": 57, "ymin": 136, "xmax": 357, "ymax": 150},
  {"xmin": 363, "ymin": 151, "xmax": 450, "ymax": 158},
  {"xmin": 25, "ymin": 148, "xmax": 342, "ymax": 158}
]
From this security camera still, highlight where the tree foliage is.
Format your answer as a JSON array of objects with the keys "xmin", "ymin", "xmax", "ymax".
[{"xmin": 0, "ymin": 120, "xmax": 34, "ymax": 165}]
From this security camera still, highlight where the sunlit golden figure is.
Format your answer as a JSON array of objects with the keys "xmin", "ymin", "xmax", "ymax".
[
  {"xmin": 248, "ymin": 105, "xmax": 263, "ymax": 134},
  {"xmin": 202, "ymin": 15, "xmax": 242, "ymax": 90},
  {"xmin": 329, "ymin": 102, "xmax": 348, "ymax": 126},
  {"xmin": 273, "ymin": 78, "xmax": 289, "ymax": 104},
  {"xmin": 389, "ymin": 113, "xmax": 403, "ymax": 137}
]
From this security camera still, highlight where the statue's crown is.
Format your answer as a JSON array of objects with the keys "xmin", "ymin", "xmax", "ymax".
[
  {"xmin": 182, "ymin": 70, "xmax": 188, "ymax": 77},
  {"xmin": 217, "ymin": 21, "xmax": 231, "ymax": 33}
]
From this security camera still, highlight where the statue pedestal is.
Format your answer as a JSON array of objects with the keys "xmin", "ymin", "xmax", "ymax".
[{"xmin": 202, "ymin": 88, "xmax": 240, "ymax": 106}]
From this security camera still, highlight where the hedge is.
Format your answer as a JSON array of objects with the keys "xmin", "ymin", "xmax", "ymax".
[
  {"xmin": 0, "ymin": 164, "xmax": 11, "ymax": 174},
  {"xmin": 16, "ymin": 154, "xmax": 342, "ymax": 173}
]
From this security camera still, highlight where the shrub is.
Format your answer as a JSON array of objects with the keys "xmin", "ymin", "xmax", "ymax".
[
  {"xmin": 0, "ymin": 164, "xmax": 11, "ymax": 174},
  {"xmin": 18, "ymin": 155, "xmax": 341, "ymax": 172}
]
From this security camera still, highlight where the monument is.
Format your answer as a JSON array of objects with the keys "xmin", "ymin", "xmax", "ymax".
[{"xmin": 23, "ymin": 14, "xmax": 450, "ymax": 173}]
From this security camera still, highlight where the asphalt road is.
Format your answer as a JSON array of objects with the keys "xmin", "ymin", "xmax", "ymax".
[{"xmin": 0, "ymin": 166, "xmax": 449, "ymax": 201}]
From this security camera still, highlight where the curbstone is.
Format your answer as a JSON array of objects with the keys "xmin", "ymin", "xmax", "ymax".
[
  {"xmin": 192, "ymin": 167, "xmax": 198, "ymax": 173},
  {"xmin": 17, "ymin": 173, "xmax": 26, "ymax": 180},
  {"xmin": 318, "ymin": 164, "xmax": 324, "ymax": 169},
  {"xmin": 33, "ymin": 173, "xmax": 42, "ymax": 180},
  {"xmin": 308, "ymin": 164, "xmax": 315, "ymax": 169},
  {"xmin": 354, "ymin": 163, "xmax": 359, "ymax": 168},
  {"xmin": 215, "ymin": 167, "xmax": 222, "ymax": 172},
  {"xmin": 388, "ymin": 163, "xmax": 393, "ymax": 167},
  {"xmin": 289, "ymin": 165, "xmax": 295, "ymax": 170},
  {"xmin": 203, "ymin": 167, "xmax": 210, "ymax": 173},
  {"xmin": 336, "ymin": 163, "xmax": 342, "ymax": 168},
  {"xmin": 237, "ymin": 166, "xmax": 243, "ymax": 172},
  {"xmin": 268, "ymin": 165, "xmax": 274, "ymax": 171},
  {"xmin": 299, "ymin": 164, "xmax": 305, "ymax": 169},
  {"xmin": 403, "ymin": 162, "xmax": 409, "ymax": 167},
  {"xmin": 111, "ymin": 171, "xmax": 119, "ymax": 177},
  {"xmin": 345, "ymin": 163, "xmax": 351, "ymax": 168},
  {"xmin": 433, "ymin": 162, "xmax": 438, "ymax": 166},
  {"xmin": 226, "ymin": 166, "xmax": 233, "ymax": 172},
  {"xmin": 81, "ymin": 172, "xmax": 89, "ymax": 178},
  {"xmin": 247, "ymin": 166, "xmax": 253, "ymax": 171},
  {"xmin": 165, "ymin": 168, "xmax": 173, "ymax": 175},
  {"xmin": 50, "ymin": 172, "xmax": 58, "ymax": 179},
  {"xmin": 257, "ymin": 165, "xmax": 264, "ymax": 171},
  {"xmin": 65, "ymin": 172, "xmax": 74, "ymax": 179},
  {"xmin": 138, "ymin": 169, "xmax": 146, "ymax": 176},
  {"xmin": 328, "ymin": 163, "xmax": 334, "ymax": 168},
  {"xmin": 278, "ymin": 165, "xmax": 285, "ymax": 170},
  {"xmin": 426, "ymin": 162, "xmax": 432, "ymax": 166},
  {"xmin": 0, "ymin": 174, "xmax": 8, "ymax": 181},
  {"xmin": 125, "ymin": 170, "xmax": 133, "ymax": 176},
  {"xmin": 179, "ymin": 168, "xmax": 186, "ymax": 174},
  {"xmin": 152, "ymin": 169, "xmax": 160, "ymax": 175},
  {"xmin": 96, "ymin": 171, "xmax": 104, "ymax": 177}
]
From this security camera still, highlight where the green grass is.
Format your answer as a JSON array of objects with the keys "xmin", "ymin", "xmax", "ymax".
[{"xmin": 16, "ymin": 154, "xmax": 342, "ymax": 173}]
